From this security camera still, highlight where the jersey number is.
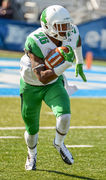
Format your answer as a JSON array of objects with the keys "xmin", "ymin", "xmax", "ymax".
[{"xmin": 34, "ymin": 32, "xmax": 49, "ymax": 44}]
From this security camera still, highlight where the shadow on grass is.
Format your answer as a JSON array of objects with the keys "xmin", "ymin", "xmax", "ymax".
[{"xmin": 37, "ymin": 169, "xmax": 96, "ymax": 180}]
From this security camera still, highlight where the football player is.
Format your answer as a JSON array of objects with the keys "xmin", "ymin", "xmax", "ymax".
[{"xmin": 20, "ymin": 5, "xmax": 87, "ymax": 170}]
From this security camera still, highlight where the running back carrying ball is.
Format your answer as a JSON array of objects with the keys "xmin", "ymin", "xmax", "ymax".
[{"xmin": 45, "ymin": 46, "xmax": 70, "ymax": 69}]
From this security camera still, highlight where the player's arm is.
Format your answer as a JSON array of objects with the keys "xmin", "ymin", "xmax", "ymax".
[
  {"xmin": 74, "ymin": 35, "xmax": 84, "ymax": 64},
  {"xmin": 33, "ymin": 45, "xmax": 75, "ymax": 84},
  {"xmin": 25, "ymin": 37, "xmax": 73, "ymax": 84},
  {"xmin": 26, "ymin": 50, "xmax": 58, "ymax": 84},
  {"xmin": 27, "ymin": 50, "xmax": 73, "ymax": 84},
  {"xmin": 74, "ymin": 35, "xmax": 87, "ymax": 82},
  {"xmin": 24, "ymin": 37, "xmax": 58, "ymax": 84}
]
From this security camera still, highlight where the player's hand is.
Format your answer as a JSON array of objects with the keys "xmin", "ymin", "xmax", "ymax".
[
  {"xmin": 59, "ymin": 45, "xmax": 75, "ymax": 63},
  {"xmin": 75, "ymin": 64, "xmax": 87, "ymax": 82}
]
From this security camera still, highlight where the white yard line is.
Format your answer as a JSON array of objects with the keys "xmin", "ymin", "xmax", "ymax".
[
  {"xmin": 0, "ymin": 61, "xmax": 20, "ymax": 66},
  {"xmin": 0, "ymin": 136, "xmax": 21, "ymax": 139},
  {"xmin": 0, "ymin": 126, "xmax": 106, "ymax": 130},
  {"xmin": 66, "ymin": 145, "xmax": 93, "ymax": 148},
  {"xmin": 0, "ymin": 135, "xmax": 94, "ymax": 146},
  {"xmin": 0, "ymin": 127, "xmax": 25, "ymax": 130},
  {"xmin": 70, "ymin": 126, "xmax": 106, "ymax": 129}
]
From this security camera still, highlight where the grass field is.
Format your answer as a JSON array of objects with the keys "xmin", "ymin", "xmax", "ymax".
[
  {"xmin": 0, "ymin": 50, "xmax": 106, "ymax": 179},
  {"xmin": 0, "ymin": 97, "xmax": 106, "ymax": 180}
]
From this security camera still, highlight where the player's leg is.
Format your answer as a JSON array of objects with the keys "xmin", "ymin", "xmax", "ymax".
[
  {"xmin": 54, "ymin": 114, "xmax": 74, "ymax": 165},
  {"xmin": 55, "ymin": 114, "xmax": 70, "ymax": 146},
  {"xmin": 20, "ymin": 78, "xmax": 43, "ymax": 170},
  {"xmin": 24, "ymin": 131, "xmax": 38, "ymax": 170},
  {"xmin": 44, "ymin": 76, "xmax": 74, "ymax": 165}
]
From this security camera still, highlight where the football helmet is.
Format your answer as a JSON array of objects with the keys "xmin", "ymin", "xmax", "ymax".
[{"xmin": 40, "ymin": 5, "xmax": 73, "ymax": 41}]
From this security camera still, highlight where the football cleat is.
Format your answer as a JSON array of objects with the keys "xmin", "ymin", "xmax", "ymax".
[
  {"xmin": 53, "ymin": 139, "xmax": 74, "ymax": 165},
  {"xmin": 25, "ymin": 154, "xmax": 37, "ymax": 170}
]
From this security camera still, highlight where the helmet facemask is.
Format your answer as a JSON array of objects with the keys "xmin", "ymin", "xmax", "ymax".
[
  {"xmin": 41, "ymin": 21, "xmax": 73, "ymax": 41},
  {"xmin": 52, "ymin": 22, "xmax": 73, "ymax": 41}
]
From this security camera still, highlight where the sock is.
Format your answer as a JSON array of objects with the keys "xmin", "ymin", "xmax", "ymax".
[
  {"xmin": 28, "ymin": 145, "xmax": 37, "ymax": 157},
  {"xmin": 55, "ymin": 130, "xmax": 66, "ymax": 146},
  {"xmin": 24, "ymin": 131, "xmax": 38, "ymax": 156}
]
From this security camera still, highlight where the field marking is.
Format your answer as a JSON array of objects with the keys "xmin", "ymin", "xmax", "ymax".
[
  {"xmin": 66, "ymin": 145, "xmax": 93, "ymax": 148},
  {"xmin": 0, "ymin": 59, "xmax": 106, "ymax": 97},
  {"xmin": 0, "ymin": 136, "xmax": 21, "ymax": 139},
  {"xmin": 0, "ymin": 126, "xmax": 106, "ymax": 130},
  {"xmin": 70, "ymin": 126, "xmax": 106, "ymax": 129}
]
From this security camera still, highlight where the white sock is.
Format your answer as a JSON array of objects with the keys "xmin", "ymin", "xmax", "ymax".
[
  {"xmin": 55, "ymin": 114, "xmax": 71, "ymax": 146},
  {"xmin": 55, "ymin": 131, "xmax": 66, "ymax": 146},
  {"xmin": 24, "ymin": 131, "xmax": 38, "ymax": 156},
  {"xmin": 24, "ymin": 131, "xmax": 38, "ymax": 148},
  {"xmin": 28, "ymin": 146, "xmax": 37, "ymax": 157}
]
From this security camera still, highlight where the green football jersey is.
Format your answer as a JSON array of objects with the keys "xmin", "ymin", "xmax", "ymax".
[{"xmin": 20, "ymin": 25, "xmax": 79, "ymax": 86}]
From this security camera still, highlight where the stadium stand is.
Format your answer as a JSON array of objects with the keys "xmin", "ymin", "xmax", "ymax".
[
  {"xmin": 10, "ymin": 0, "xmax": 106, "ymax": 24},
  {"xmin": 23, "ymin": 1, "xmax": 39, "ymax": 22},
  {"xmin": 0, "ymin": 0, "xmax": 13, "ymax": 19}
]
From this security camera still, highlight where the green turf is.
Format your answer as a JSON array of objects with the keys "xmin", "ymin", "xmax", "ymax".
[
  {"xmin": 0, "ymin": 97, "xmax": 106, "ymax": 180},
  {"xmin": 0, "ymin": 50, "xmax": 24, "ymax": 58},
  {"xmin": 0, "ymin": 50, "xmax": 106, "ymax": 179},
  {"xmin": 0, "ymin": 98, "xmax": 106, "ymax": 127}
]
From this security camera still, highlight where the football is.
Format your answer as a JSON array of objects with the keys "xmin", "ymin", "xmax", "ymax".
[{"xmin": 45, "ymin": 46, "xmax": 69, "ymax": 69}]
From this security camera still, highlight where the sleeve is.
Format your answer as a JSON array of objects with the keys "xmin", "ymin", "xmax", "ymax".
[
  {"xmin": 25, "ymin": 36, "xmax": 44, "ymax": 58},
  {"xmin": 71, "ymin": 25, "xmax": 80, "ymax": 49},
  {"xmin": 62, "ymin": 25, "xmax": 80, "ymax": 49},
  {"xmin": 74, "ymin": 46, "xmax": 84, "ymax": 64}
]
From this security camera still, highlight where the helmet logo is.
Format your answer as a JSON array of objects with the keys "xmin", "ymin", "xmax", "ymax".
[{"xmin": 41, "ymin": 9, "xmax": 47, "ymax": 24}]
